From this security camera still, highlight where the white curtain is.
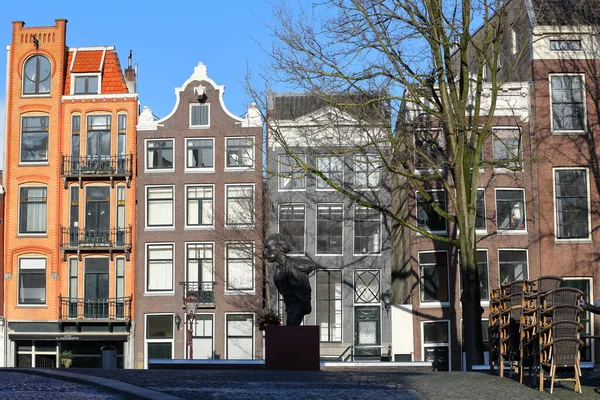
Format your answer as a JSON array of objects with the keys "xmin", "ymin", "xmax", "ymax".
[{"xmin": 148, "ymin": 246, "xmax": 173, "ymax": 290}]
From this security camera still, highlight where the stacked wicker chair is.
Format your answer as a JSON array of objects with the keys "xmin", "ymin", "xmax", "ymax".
[
  {"xmin": 538, "ymin": 287, "xmax": 584, "ymax": 393},
  {"xmin": 497, "ymin": 280, "xmax": 525, "ymax": 377},
  {"xmin": 488, "ymin": 288, "xmax": 502, "ymax": 374}
]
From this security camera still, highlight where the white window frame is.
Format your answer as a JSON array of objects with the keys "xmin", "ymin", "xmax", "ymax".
[
  {"xmin": 553, "ymin": 167, "xmax": 591, "ymax": 242},
  {"xmin": 193, "ymin": 313, "xmax": 215, "ymax": 360},
  {"xmin": 278, "ymin": 154, "xmax": 306, "ymax": 191},
  {"xmin": 144, "ymin": 138, "xmax": 174, "ymax": 173},
  {"xmin": 492, "ymin": 127, "xmax": 522, "ymax": 172},
  {"xmin": 185, "ymin": 242, "xmax": 215, "ymax": 288},
  {"xmin": 18, "ymin": 257, "xmax": 47, "ymax": 306},
  {"xmin": 225, "ymin": 136, "xmax": 255, "ymax": 170},
  {"xmin": 144, "ymin": 313, "xmax": 175, "ymax": 368},
  {"xmin": 316, "ymin": 155, "xmax": 344, "ymax": 191},
  {"xmin": 315, "ymin": 203, "xmax": 344, "ymax": 256},
  {"xmin": 353, "ymin": 206, "xmax": 382, "ymax": 256},
  {"xmin": 145, "ymin": 243, "xmax": 175, "ymax": 294},
  {"xmin": 224, "ymin": 242, "xmax": 255, "ymax": 293},
  {"xmin": 421, "ymin": 320, "xmax": 452, "ymax": 371},
  {"xmin": 224, "ymin": 184, "xmax": 255, "ymax": 228},
  {"xmin": 71, "ymin": 72, "xmax": 102, "ymax": 95},
  {"xmin": 189, "ymin": 103, "xmax": 210, "ymax": 129},
  {"xmin": 185, "ymin": 184, "xmax": 214, "ymax": 229},
  {"xmin": 497, "ymin": 248, "xmax": 529, "ymax": 286},
  {"xmin": 495, "ymin": 188, "xmax": 527, "ymax": 234},
  {"xmin": 185, "ymin": 137, "xmax": 215, "ymax": 173},
  {"xmin": 549, "ymin": 73, "xmax": 587, "ymax": 135},
  {"xmin": 316, "ymin": 269, "xmax": 343, "ymax": 342},
  {"xmin": 354, "ymin": 154, "xmax": 381, "ymax": 191},
  {"xmin": 418, "ymin": 250, "xmax": 450, "ymax": 308},
  {"xmin": 278, "ymin": 203, "xmax": 306, "ymax": 255},
  {"xmin": 224, "ymin": 313, "xmax": 255, "ymax": 360},
  {"xmin": 145, "ymin": 185, "xmax": 175, "ymax": 230}
]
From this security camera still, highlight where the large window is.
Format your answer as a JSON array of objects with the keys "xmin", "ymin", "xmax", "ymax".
[
  {"xmin": 316, "ymin": 204, "xmax": 343, "ymax": 255},
  {"xmin": 226, "ymin": 137, "xmax": 254, "ymax": 168},
  {"xmin": 414, "ymin": 129, "xmax": 444, "ymax": 171},
  {"xmin": 551, "ymin": 75, "xmax": 585, "ymax": 132},
  {"xmin": 419, "ymin": 252, "xmax": 449, "ymax": 304},
  {"xmin": 226, "ymin": 314, "xmax": 253, "ymax": 359},
  {"xmin": 225, "ymin": 185, "xmax": 254, "ymax": 227},
  {"xmin": 193, "ymin": 314, "xmax": 214, "ymax": 359},
  {"xmin": 354, "ymin": 154, "xmax": 381, "ymax": 190},
  {"xmin": 21, "ymin": 116, "xmax": 49, "ymax": 163},
  {"xmin": 187, "ymin": 244, "xmax": 214, "ymax": 302},
  {"xmin": 416, "ymin": 190, "xmax": 447, "ymax": 234},
  {"xmin": 279, "ymin": 204, "xmax": 305, "ymax": 254},
  {"xmin": 317, "ymin": 270, "xmax": 342, "ymax": 342},
  {"xmin": 146, "ymin": 139, "xmax": 173, "ymax": 170},
  {"xmin": 496, "ymin": 189, "xmax": 525, "ymax": 231},
  {"xmin": 19, "ymin": 258, "xmax": 46, "ymax": 305},
  {"xmin": 190, "ymin": 104, "xmax": 210, "ymax": 127},
  {"xmin": 354, "ymin": 207, "xmax": 381, "ymax": 254},
  {"xmin": 493, "ymin": 128, "xmax": 522, "ymax": 170},
  {"xmin": 555, "ymin": 169, "xmax": 589, "ymax": 239},
  {"xmin": 225, "ymin": 243, "xmax": 254, "ymax": 291},
  {"xmin": 74, "ymin": 75, "xmax": 99, "ymax": 94},
  {"xmin": 23, "ymin": 55, "xmax": 51, "ymax": 95},
  {"xmin": 186, "ymin": 138, "xmax": 214, "ymax": 170},
  {"xmin": 423, "ymin": 321, "xmax": 450, "ymax": 371},
  {"xmin": 146, "ymin": 186, "xmax": 174, "ymax": 228},
  {"xmin": 146, "ymin": 315, "xmax": 174, "ymax": 363},
  {"xmin": 498, "ymin": 249, "xmax": 528, "ymax": 285},
  {"xmin": 19, "ymin": 186, "xmax": 47, "ymax": 234},
  {"xmin": 316, "ymin": 156, "xmax": 343, "ymax": 189},
  {"xmin": 278, "ymin": 154, "xmax": 306, "ymax": 190},
  {"xmin": 146, "ymin": 244, "xmax": 174, "ymax": 292},
  {"xmin": 186, "ymin": 186, "xmax": 213, "ymax": 227}
]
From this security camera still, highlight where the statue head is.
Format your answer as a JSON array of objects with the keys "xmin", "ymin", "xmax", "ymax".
[{"xmin": 264, "ymin": 233, "xmax": 291, "ymax": 263}]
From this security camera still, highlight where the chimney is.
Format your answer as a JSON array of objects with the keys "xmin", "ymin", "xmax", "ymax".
[{"xmin": 124, "ymin": 49, "xmax": 136, "ymax": 93}]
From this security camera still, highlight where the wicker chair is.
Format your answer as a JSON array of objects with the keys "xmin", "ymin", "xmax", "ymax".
[
  {"xmin": 536, "ymin": 276, "xmax": 563, "ymax": 295},
  {"xmin": 540, "ymin": 337, "xmax": 584, "ymax": 393}
]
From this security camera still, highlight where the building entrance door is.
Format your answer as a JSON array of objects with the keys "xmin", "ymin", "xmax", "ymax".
[{"xmin": 354, "ymin": 306, "xmax": 381, "ymax": 360}]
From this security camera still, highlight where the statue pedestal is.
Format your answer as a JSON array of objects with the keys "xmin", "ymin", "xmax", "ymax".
[{"xmin": 264, "ymin": 325, "xmax": 320, "ymax": 370}]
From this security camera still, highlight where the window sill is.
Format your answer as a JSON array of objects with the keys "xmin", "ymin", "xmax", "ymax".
[
  {"xmin": 496, "ymin": 230, "xmax": 528, "ymax": 235},
  {"xmin": 315, "ymin": 253, "xmax": 343, "ymax": 257},
  {"xmin": 184, "ymin": 226, "xmax": 215, "ymax": 230},
  {"xmin": 494, "ymin": 168, "xmax": 522, "ymax": 174},
  {"xmin": 225, "ymin": 167, "xmax": 255, "ymax": 172},
  {"xmin": 224, "ymin": 290, "xmax": 256, "ymax": 296},
  {"xmin": 189, "ymin": 125, "xmax": 211, "ymax": 129},
  {"xmin": 352, "ymin": 253, "xmax": 381, "ymax": 257},
  {"xmin": 17, "ymin": 304, "xmax": 47, "ymax": 308},
  {"xmin": 551, "ymin": 130, "xmax": 586, "ymax": 136},
  {"xmin": 144, "ymin": 291, "xmax": 175, "ymax": 296},
  {"xmin": 419, "ymin": 302, "xmax": 450, "ymax": 308},
  {"xmin": 475, "ymin": 230, "xmax": 488, "ymax": 236},
  {"xmin": 277, "ymin": 188, "xmax": 306, "ymax": 192},
  {"xmin": 19, "ymin": 162, "xmax": 49, "ymax": 167},
  {"xmin": 145, "ymin": 168, "xmax": 175, "ymax": 173},
  {"xmin": 17, "ymin": 234, "xmax": 48, "ymax": 238},
  {"xmin": 185, "ymin": 168, "xmax": 215, "ymax": 173},
  {"xmin": 145, "ymin": 227, "xmax": 175, "ymax": 231},
  {"xmin": 21, "ymin": 93, "xmax": 51, "ymax": 98},
  {"xmin": 555, "ymin": 238, "xmax": 592, "ymax": 244}
]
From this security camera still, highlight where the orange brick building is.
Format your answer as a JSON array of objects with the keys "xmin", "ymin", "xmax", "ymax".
[{"xmin": 3, "ymin": 20, "xmax": 137, "ymax": 368}]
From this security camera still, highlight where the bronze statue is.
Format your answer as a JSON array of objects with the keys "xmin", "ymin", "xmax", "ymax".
[{"xmin": 264, "ymin": 233, "xmax": 317, "ymax": 325}]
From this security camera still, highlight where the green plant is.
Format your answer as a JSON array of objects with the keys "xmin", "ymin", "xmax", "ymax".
[
  {"xmin": 60, "ymin": 350, "xmax": 73, "ymax": 368},
  {"xmin": 256, "ymin": 309, "xmax": 282, "ymax": 331}
]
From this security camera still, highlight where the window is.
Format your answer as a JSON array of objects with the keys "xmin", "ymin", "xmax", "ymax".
[
  {"xmin": 19, "ymin": 258, "xmax": 46, "ymax": 305},
  {"xmin": 225, "ymin": 185, "xmax": 254, "ymax": 227},
  {"xmin": 354, "ymin": 154, "xmax": 381, "ymax": 190},
  {"xmin": 146, "ymin": 244, "xmax": 174, "ymax": 292},
  {"xmin": 190, "ymin": 104, "xmax": 210, "ymax": 127},
  {"xmin": 193, "ymin": 314, "xmax": 214, "ymax": 359},
  {"xmin": 146, "ymin": 315, "xmax": 174, "ymax": 363},
  {"xmin": 419, "ymin": 252, "xmax": 449, "ymax": 304},
  {"xmin": 146, "ymin": 186, "xmax": 174, "ymax": 228},
  {"xmin": 496, "ymin": 189, "xmax": 525, "ymax": 231},
  {"xmin": 23, "ymin": 55, "xmax": 51, "ymax": 95},
  {"xmin": 278, "ymin": 154, "xmax": 306, "ymax": 190},
  {"xmin": 550, "ymin": 40, "xmax": 582, "ymax": 51},
  {"xmin": 354, "ymin": 270, "xmax": 380, "ymax": 304},
  {"xmin": 551, "ymin": 75, "xmax": 585, "ymax": 132},
  {"xmin": 21, "ymin": 116, "xmax": 49, "ymax": 163},
  {"xmin": 74, "ymin": 75, "xmax": 99, "ymax": 94},
  {"xmin": 187, "ymin": 244, "xmax": 214, "ymax": 297},
  {"xmin": 476, "ymin": 189, "xmax": 486, "ymax": 231},
  {"xmin": 117, "ymin": 114, "xmax": 127, "ymax": 172},
  {"xmin": 146, "ymin": 139, "xmax": 173, "ymax": 170},
  {"xmin": 116, "ymin": 186, "xmax": 126, "ymax": 245},
  {"xmin": 317, "ymin": 270, "xmax": 342, "ymax": 342},
  {"xmin": 354, "ymin": 207, "xmax": 381, "ymax": 254},
  {"xmin": 493, "ymin": 128, "xmax": 521, "ymax": 169},
  {"xmin": 316, "ymin": 155, "xmax": 343, "ymax": 189},
  {"xmin": 115, "ymin": 258, "xmax": 125, "ymax": 318},
  {"xmin": 68, "ymin": 258, "xmax": 78, "ymax": 318},
  {"xmin": 226, "ymin": 137, "xmax": 254, "ymax": 168},
  {"xmin": 477, "ymin": 250, "xmax": 489, "ymax": 301},
  {"xmin": 562, "ymin": 278, "xmax": 592, "ymax": 362},
  {"xmin": 316, "ymin": 204, "xmax": 343, "ymax": 255},
  {"xmin": 414, "ymin": 129, "xmax": 444, "ymax": 171},
  {"xmin": 186, "ymin": 186, "xmax": 213, "ymax": 227},
  {"xmin": 416, "ymin": 190, "xmax": 447, "ymax": 233},
  {"xmin": 279, "ymin": 204, "xmax": 305, "ymax": 254},
  {"xmin": 423, "ymin": 321, "xmax": 450, "ymax": 371},
  {"xmin": 555, "ymin": 169, "xmax": 589, "ymax": 239},
  {"xmin": 186, "ymin": 138, "xmax": 214, "ymax": 170},
  {"xmin": 71, "ymin": 115, "xmax": 80, "ymax": 165},
  {"xmin": 226, "ymin": 314, "xmax": 253, "ymax": 359},
  {"xmin": 19, "ymin": 186, "xmax": 47, "ymax": 234},
  {"xmin": 498, "ymin": 249, "xmax": 528, "ymax": 285},
  {"xmin": 511, "ymin": 27, "xmax": 519, "ymax": 55},
  {"xmin": 225, "ymin": 243, "xmax": 254, "ymax": 291}
]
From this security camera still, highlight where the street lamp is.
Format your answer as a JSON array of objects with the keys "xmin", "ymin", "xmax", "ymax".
[
  {"xmin": 183, "ymin": 295, "xmax": 199, "ymax": 359},
  {"xmin": 382, "ymin": 290, "xmax": 392, "ymax": 316}
]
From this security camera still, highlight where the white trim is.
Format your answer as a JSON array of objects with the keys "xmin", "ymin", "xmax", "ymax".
[
  {"xmin": 549, "ymin": 73, "xmax": 587, "ymax": 135},
  {"xmin": 494, "ymin": 188, "xmax": 527, "ymax": 234},
  {"xmin": 223, "ymin": 241, "xmax": 256, "ymax": 294},
  {"xmin": 352, "ymin": 269, "xmax": 382, "ymax": 305},
  {"xmin": 184, "ymin": 184, "xmax": 215, "ymax": 229},
  {"xmin": 144, "ymin": 313, "xmax": 175, "ymax": 368},
  {"xmin": 497, "ymin": 248, "xmax": 529, "ymax": 285},
  {"xmin": 277, "ymin": 203, "xmax": 306, "ymax": 256},
  {"xmin": 192, "ymin": 312, "xmax": 216, "ymax": 360},
  {"xmin": 145, "ymin": 185, "xmax": 175, "ymax": 230},
  {"xmin": 189, "ymin": 103, "xmax": 211, "ymax": 129},
  {"xmin": 417, "ymin": 250, "xmax": 451, "ymax": 307},
  {"xmin": 277, "ymin": 154, "xmax": 306, "ymax": 192},
  {"xmin": 144, "ymin": 138, "xmax": 175, "ymax": 173},
  {"xmin": 421, "ymin": 319, "xmax": 452, "ymax": 371},
  {"xmin": 491, "ymin": 126, "xmax": 522, "ymax": 173},
  {"xmin": 70, "ymin": 72, "xmax": 102, "ymax": 96},
  {"xmin": 224, "ymin": 183, "xmax": 255, "ymax": 229},
  {"xmin": 315, "ymin": 155, "xmax": 344, "ymax": 191},
  {"xmin": 184, "ymin": 137, "xmax": 215, "ymax": 173},
  {"xmin": 184, "ymin": 241, "xmax": 215, "ymax": 284},
  {"xmin": 315, "ymin": 203, "xmax": 344, "ymax": 256},
  {"xmin": 17, "ymin": 256, "xmax": 48, "ymax": 306},
  {"xmin": 552, "ymin": 167, "xmax": 591, "ymax": 242},
  {"xmin": 224, "ymin": 312, "xmax": 255, "ymax": 360},
  {"xmin": 224, "ymin": 136, "xmax": 256, "ymax": 171},
  {"xmin": 144, "ymin": 242, "xmax": 175, "ymax": 295},
  {"xmin": 353, "ymin": 206, "xmax": 382, "ymax": 256}
]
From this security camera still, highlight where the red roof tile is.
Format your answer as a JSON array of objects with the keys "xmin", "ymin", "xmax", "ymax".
[
  {"xmin": 72, "ymin": 50, "xmax": 102, "ymax": 72},
  {"xmin": 63, "ymin": 49, "xmax": 129, "ymax": 95}
]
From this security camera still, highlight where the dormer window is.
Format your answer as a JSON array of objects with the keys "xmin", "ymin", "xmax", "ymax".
[
  {"xmin": 23, "ymin": 55, "xmax": 51, "ymax": 95},
  {"xmin": 74, "ymin": 75, "xmax": 99, "ymax": 94},
  {"xmin": 190, "ymin": 104, "xmax": 210, "ymax": 128}
]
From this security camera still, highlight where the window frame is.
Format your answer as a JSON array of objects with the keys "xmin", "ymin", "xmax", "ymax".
[
  {"xmin": 185, "ymin": 137, "xmax": 215, "ymax": 172},
  {"xmin": 354, "ymin": 269, "xmax": 381, "ymax": 304},
  {"xmin": 353, "ymin": 206, "xmax": 382, "ymax": 255},
  {"xmin": 20, "ymin": 115, "xmax": 49, "ymax": 164},
  {"xmin": 316, "ymin": 155, "xmax": 344, "ymax": 191},
  {"xmin": 145, "ymin": 185, "xmax": 175, "ymax": 229},
  {"xmin": 225, "ymin": 313, "xmax": 254, "ymax": 360},
  {"xmin": 550, "ymin": 39, "xmax": 582, "ymax": 51},
  {"xmin": 553, "ymin": 167, "xmax": 591, "ymax": 241},
  {"xmin": 492, "ymin": 127, "xmax": 522, "ymax": 172},
  {"xmin": 550, "ymin": 73, "xmax": 587, "ymax": 134},
  {"xmin": 185, "ymin": 242, "xmax": 215, "ymax": 290},
  {"xmin": 495, "ymin": 188, "xmax": 527, "ymax": 234},
  {"xmin": 416, "ymin": 189, "xmax": 447, "ymax": 235},
  {"xmin": 145, "ymin": 243, "xmax": 175, "ymax": 294},
  {"xmin": 185, "ymin": 184, "xmax": 214, "ymax": 229},
  {"xmin": 421, "ymin": 320, "xmax": 451, "ymax": 371},
  {"xmin": 354, "ymin": 154, "xmax": 381, "ymax": 190},
  {"xmin": 145, "ymin": 138, "xmax": 174, "ymax": 172},
  {"xmin": 224, "ymin": 242, "xmax": 255, "ymax": 293},
  {"xmin": 144, "ymin": 313, "xmax": 175, "ymax": 368},
  {"xmin": 475, "ymin": 189, "xmax": 487, "ymax": 234},
  {"xmin": 418, "ymin": 250, "xmax": 450, "ymax": 307},
  {"xmin": 225, "ymin": 136, "xmax": 255, "ymax": 170},
  {"xmin": 498, "ymin": 249, "xmax": 529, "ymax": 286},
  {"xmin": 316, "ymin": 270, "xmax": 343, "ymax": 342},
  {"xmin": 71, "ymin": 73, "xmax": 101, "ymax": 95},
  {"xmin": 19, "ymin": 185, "xmax": 48, "ymax": 235},
  {"xmin": 278, "ymin": 203, "xmax": 306, "ymax": 255},
  {"xmin": 316, "ymin": 203, "xmax": 344, "ymax": 256},
  {"xmin": 189, "ymin": 103, "xmax": 210, "ymax": 128},
  {"xmin": 18, "ymin": 257, "xmax": 47, "ymax": 306},
  {"xmin": 414, "ymin": 128, "xmax": 445, "ymax": 173},
  {"xmin": 225, "ymin": 184, "xmax": 255, "ymax": 228},
  {"xmin": 278, "ymin": 154, "xmax": 306, "ymax": 191},
  {"xmin": 22, "ymin": 54, "xmax": 51, "ymax": 96}
]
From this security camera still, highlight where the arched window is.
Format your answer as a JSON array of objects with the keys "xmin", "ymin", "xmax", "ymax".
[{"xmin": 23, "ymin": 55, "xmax": 51, "ymax": 95}]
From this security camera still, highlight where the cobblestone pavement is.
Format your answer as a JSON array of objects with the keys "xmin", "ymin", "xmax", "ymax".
[{"xmin": 0, "ymin": 371, "xmax": 127, "ymax": 400}]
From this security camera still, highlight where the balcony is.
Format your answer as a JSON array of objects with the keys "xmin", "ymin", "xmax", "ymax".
[
  {"xmin": 58, "ymin": 296, "xmax": 132, "ymax": 332},
  {"xmin": 60, "ymin": 226, "xmax": 132, "ymax": 261},
  {"xmin": 61, "ymin": 154, "xmax": 133, "ymax": 188},
  {"xmin": 179, "ymin": 281, "xmax": 217, "ymax": 308}
]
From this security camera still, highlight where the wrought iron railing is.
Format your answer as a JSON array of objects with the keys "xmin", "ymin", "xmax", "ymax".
[
  {"xmin": 60, "ymin": 226, "xmax": 132, "ymax": 249},
  {"xmin": 61, "ymin": 154, "xmax": 133, "ymax": 177},
  {"xmin": 58, "ymin": 296, "xmax": 132, "ymax": 320},
  {"xmin": 179, "ymin": 281, "xmax": 216, "ymax": 306}
]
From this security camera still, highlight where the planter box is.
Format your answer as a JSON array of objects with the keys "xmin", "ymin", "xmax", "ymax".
[{"xmin": 264, "ymin": 325, "xmax": 320, "ymax": 370}]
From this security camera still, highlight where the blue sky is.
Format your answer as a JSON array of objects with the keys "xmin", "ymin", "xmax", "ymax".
[{"xmin": 0, "ymin": 0, "xmax": 281, "ymax": 166}]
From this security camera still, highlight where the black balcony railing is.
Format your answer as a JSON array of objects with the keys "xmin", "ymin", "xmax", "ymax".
[
  {"xmin": 60, "ymin": 226, "xmax": 132, "ymax": 249},
  {"xmin": 179, "ymin": 281, "xmax": 216, "ymax": 307},
  {"xmin": 61, "ymin": 154, "xmax": 133, "ymax": 187},
  {"xmin": 58, "ymin": 296, "xmax": 132, "ymax": 320}
]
